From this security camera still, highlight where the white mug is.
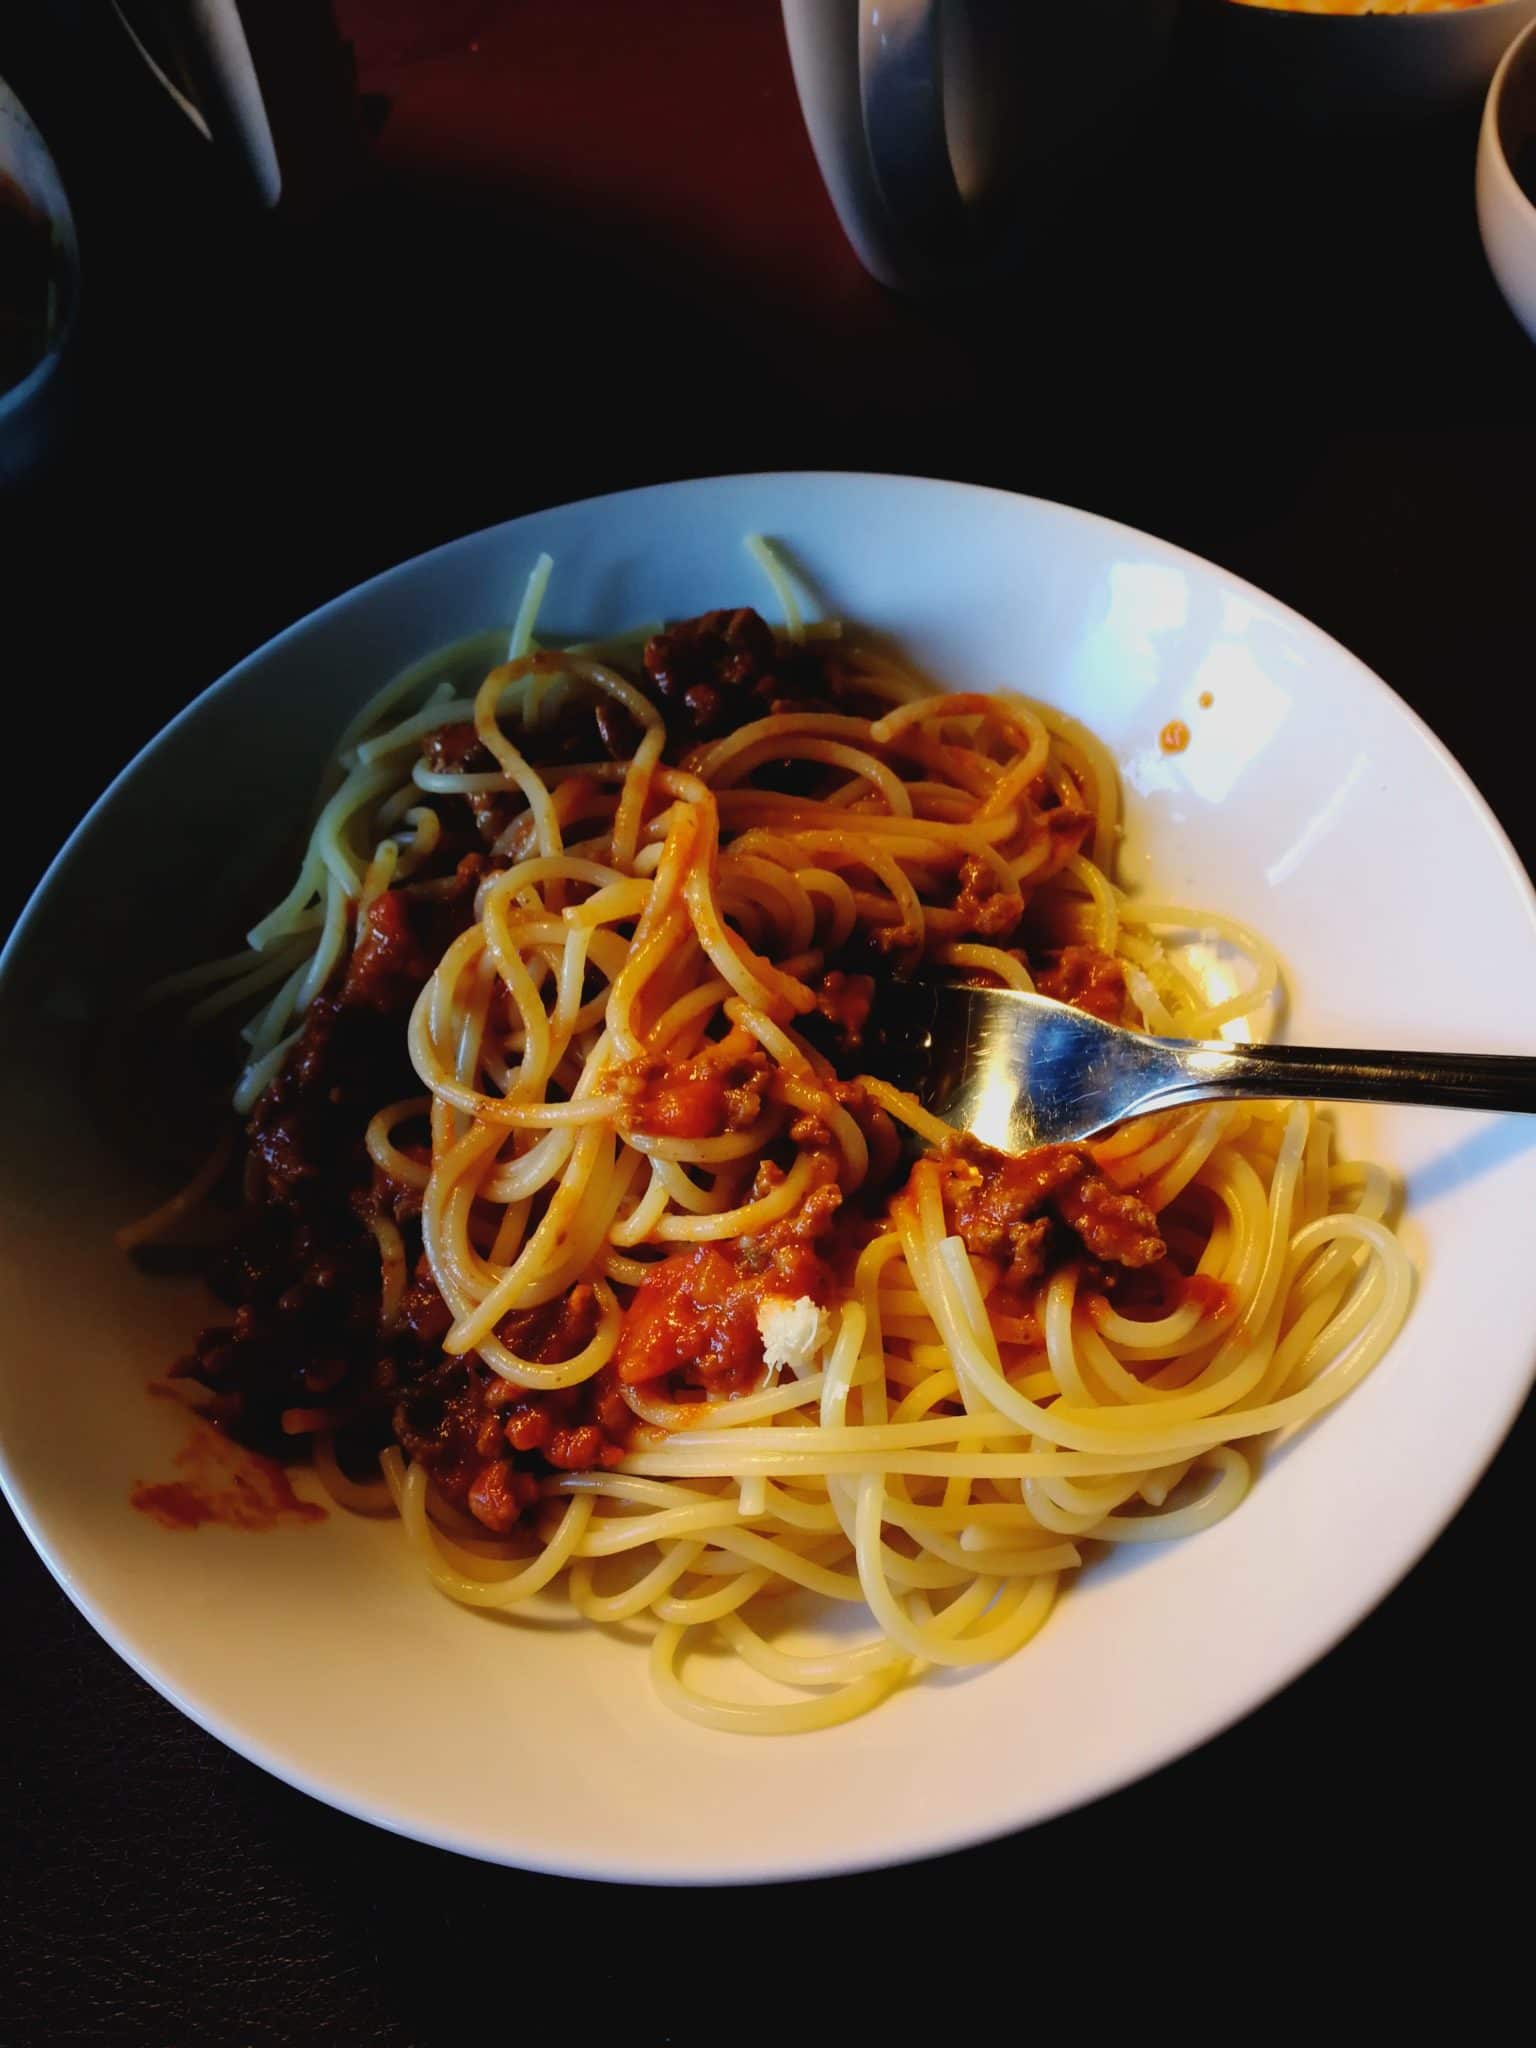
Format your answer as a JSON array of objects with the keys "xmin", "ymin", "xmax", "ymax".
[{"xmin": 783, "ymin": 0, "xmax": 1182, "ymax": 290}]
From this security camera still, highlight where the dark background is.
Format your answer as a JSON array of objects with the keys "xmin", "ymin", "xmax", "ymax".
[{"xmin": 2, "ymin": 3, "xmax": 1532, "ymax": 2040}]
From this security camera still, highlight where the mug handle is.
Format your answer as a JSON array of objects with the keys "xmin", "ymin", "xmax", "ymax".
[
  {"xmin": 111, "ymin": 0, "xmax": 281, "ymax": 206},
  {"xmin": 858, "ymin": 0, "xmax": 970, "ymax": 257}
]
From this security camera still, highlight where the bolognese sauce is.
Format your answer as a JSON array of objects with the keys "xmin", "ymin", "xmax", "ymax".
[
  {"xmin": 126, "ymin": 567, "xmax": 1415, "ymax": 1736},
  {"xmin": 160, "ymin": 608, "xmax": 1297, "ymax": 1543}
]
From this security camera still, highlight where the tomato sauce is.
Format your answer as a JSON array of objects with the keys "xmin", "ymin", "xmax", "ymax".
[
  {"xmin": 1180, "ymin": 1272, "xmax": 1235, "ymax": 1319},
  {"xmin": 614, "ymin": 1234, "xmax": 837, "ymax": 1395},
  {"xmin": 1036, "ymin": 945, "xmax": 1128, "ymax": 1024},
  {"xmin": 131, "ymin": 1402, "xmax": 326, "ymax": 1533},
  {"xmin": 620, "ymin": 1045, "xmax": 771, "ymax": 1141}
]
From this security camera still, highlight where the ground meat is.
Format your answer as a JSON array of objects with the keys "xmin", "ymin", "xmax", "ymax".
[
  {"xmin": 1036, "ymin": 945, "xmax": 1128, "ymax": 1024},
  {"xmin": 871, "ymin": 919, "xmax": 922, "ymax": 959},
  {"xmin": 952, "ymin": 855, "xmax": 1024, "ymax": 941},
  {"xmin": 995, "ymin": 1215, "xmax": 1056, "ymax": 1290},
  {"xmin": 1052, "ymin": 1169, "xmax": 1166, "ymax": 1268},
  {"xmin": 466, "ymin": 1459, "xmax": 540, "ymax": 1534},
  {"xmin": 495, "ymin": 1284, "xmax": 602, "ymax": 1366},
  {"xmin": 410, "ymin": 852, "xmax": 496, "ymax": 957},
  {"xmin": 546, "ymin": 1425, "xmax": 607, "ymax": 1472},
  {"xmin": 395, "ymin": 1304, "xmax": 629, "ymax": 1533},
  {"xmin": 180, "ymin": 872, "xmax": 493, "ymax": 1455},
  {"xmin": 421, "ymin": 722, "xmax": 518, "ymax": 844},
  {"xmin": 503, "ymin": 1403, "xmax": 551, "ymax": 1452},
  {"xmin": 814, "ymin": 971, "xmax": 875, "ymax": 1053},
  {"xmin": 246, "ymin": 881, "xmax": 483, "ymax": 1222},
  {"xmin": 423, "ymin": 682, "xmax": 639, "ymax": 836},
  {"xmin": 615, "ymin": 1044, "xmax": 772, "ymax": 1140},
  {"xmin": 939, "ymin": 1138, "xmax": 1165, "ymax": 1278},
  {"xmin": 593, "ymin": 698, "xmax": 641, "ymax": 760},
  {"xmin": 168, "ymin": 1212, "xmax": 383, "ymax": 1445},
  {"xmin": 245, "ymin": 1005, "xmax": 406, "ymax": 1218},
  {"xmin": 503, "ymin": 1366, "xmax": 630, "ymax": 1475},
  {"xmin": 743, "ymin": 1171, "xmax": 844, "ymax": 1256},
  {"xmin": 393, "ymin": 1360, "xmax": 490, "ymax": 1504},
  {"xmin": 391, "ymin": 1285, "xmax": 627, "ymax": 1531},
  {"xmin": 174, "ymin": 815, "xmax": 640, "ymax": 1508},
  {"xmin": 190, "ymin": 1131, "xmax": 401, "ymax": 1453},
  {"xmin": 941, "ymin": 1145, "xmax": 1083, "ymax": 1288},
  {"xmin": 343, "ymin": 890, "xmax": 433, "ymax": 1014},
  {"xmin": 397, "ymin": 1258, "xmax": 453, "ymax": 1347},
  {"xmin": 515, "ymin": 667, "xmax": 648, "ymax": 767},
  {"xmin": 642, "ymin": 606, "xmax": 835, "ymax": 748}
]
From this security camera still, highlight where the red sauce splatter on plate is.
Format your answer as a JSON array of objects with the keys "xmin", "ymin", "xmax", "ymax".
[
  {"xmin": 131, "ymin": 1390, "xmax": 326, "ymax": 1532},
  {"xmin": 1159, "ymin": 720, "xmax": 1191, "ymax": 755},
  {"xmin": 1197, "ymin": 691, "xmax": 1214, "ymax": 709}
]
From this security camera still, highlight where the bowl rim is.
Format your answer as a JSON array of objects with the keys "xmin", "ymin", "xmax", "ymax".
[
  {"xmin": 4, "ymin": 471, "xmax": 1536, "ymax": 1882},
  {"xmin": 1484, "ymin": 11, "xmax": 1536, "ymax": 225},
  {"xmin": 9, "ymin": 470, "xmax": 1535, "ymax": 996}
]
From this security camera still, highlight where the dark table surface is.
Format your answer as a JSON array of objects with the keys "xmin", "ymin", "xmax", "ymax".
[{"xmin": 3, "ymin": 3, "xmax": 1534, "ymax": 2041}]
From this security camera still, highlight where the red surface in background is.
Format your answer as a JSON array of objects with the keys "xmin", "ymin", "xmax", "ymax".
[{"xmin": 332, "ymin": 0, "xmax": 874, "ymax": 311}]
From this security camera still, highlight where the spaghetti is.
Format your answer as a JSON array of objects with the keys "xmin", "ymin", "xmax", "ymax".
[{"xmin": 141, "ymin": 547, "xmax": 1413, "ymax": 1733}]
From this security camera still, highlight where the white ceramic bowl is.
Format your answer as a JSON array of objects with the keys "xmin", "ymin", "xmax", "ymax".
[
  {"xmin": 3, "ymin": 474, "xmax": 1535, "ymax": 1883},
  {"xmin": 0, "ymin": 74, "xmax": 78, "ymax": 486},
  {"xmin": 1479, "ymin": 16, "xmax": 1536, "ymax": 339},
  {"xmin": 1205, "ymin": 0, "xmax": 1536, "ymax": 120}
]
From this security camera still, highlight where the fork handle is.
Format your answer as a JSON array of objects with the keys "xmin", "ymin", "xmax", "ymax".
[{"xmin": 1152, "ymin": 1040, "xmax": 1536, "ymax": 1117}]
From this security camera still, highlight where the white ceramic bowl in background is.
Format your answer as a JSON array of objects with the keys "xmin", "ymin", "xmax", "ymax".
[
  {"xmin": 1204, "ymin": 0, "xmax": 1536, "ymax": 121},
  {"xmin": 1479, "ymin": 16, "xmax": 1536, "ymax": 339},
  {"xmin": 3, "ymin": 473, "xmax": 1535, "ymax": 1884},
  {"xmin": 0, "ymin": 74, "xmax": 78, "ymax": 486}
]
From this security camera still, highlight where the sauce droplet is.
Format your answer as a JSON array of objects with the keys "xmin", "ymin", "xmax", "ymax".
[
  {"xmin": 1159, "ymin": 720, "xmax": 1191, "ymax": 755},
  {"xmin": 1197, "ymin": 691, "xmax": 1213, "ymax": 709},
  {"xmin": 1181, "ymin": 1272, "xmax": 1235, "ymax": 1319}
]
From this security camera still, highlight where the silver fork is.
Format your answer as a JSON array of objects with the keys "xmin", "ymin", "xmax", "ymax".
[{"xmin": 879, "ymin": 984, "xmax": 1536, "ymax": 1153}]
